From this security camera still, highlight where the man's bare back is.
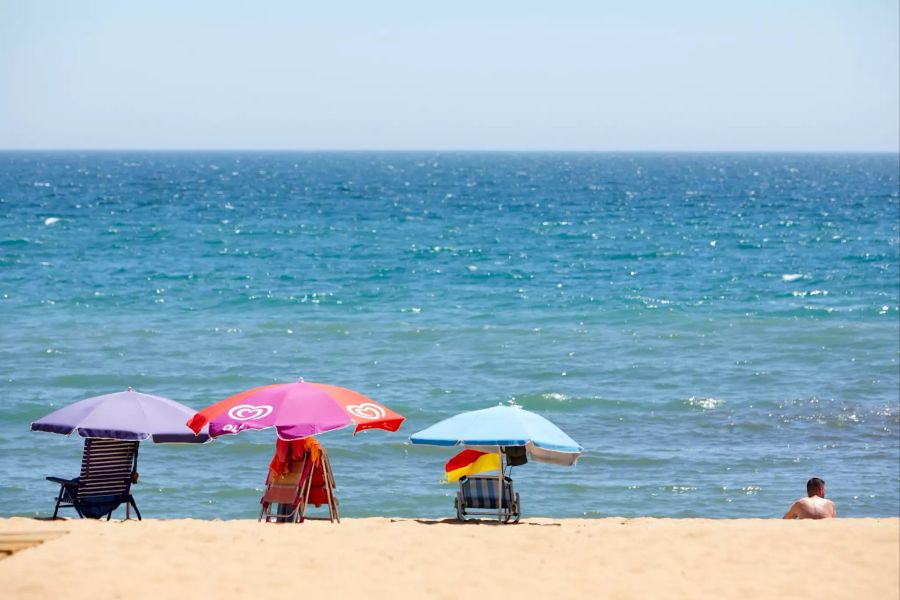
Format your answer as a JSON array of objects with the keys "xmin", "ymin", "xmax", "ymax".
[{"xmin": 783, "ymin": 495, "xmax": 836, "ymax": 519}]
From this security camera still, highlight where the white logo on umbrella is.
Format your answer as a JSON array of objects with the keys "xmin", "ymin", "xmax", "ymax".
[
  {"xmin": 227, "ymin": 404, "xmax": 274, "ymax": 421},
  {"xmin": 346, "ymin": 403, "xmax": 386, "ymax": 421}
]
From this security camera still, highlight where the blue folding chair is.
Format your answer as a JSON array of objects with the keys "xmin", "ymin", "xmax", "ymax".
[{"xmin": 455, "ymin": 475, "xmax": 520, "ymax": 523}]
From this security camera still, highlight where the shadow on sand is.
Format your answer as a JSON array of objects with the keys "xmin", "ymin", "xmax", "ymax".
[{"xmin": 395, "ymin": 518, "xmax": 561, "ymax": 527}]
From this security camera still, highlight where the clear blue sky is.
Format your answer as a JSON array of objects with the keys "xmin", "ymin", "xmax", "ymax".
[{"xmin": 1, "ymin": 0, "xmax": 897, "ymax": 151}]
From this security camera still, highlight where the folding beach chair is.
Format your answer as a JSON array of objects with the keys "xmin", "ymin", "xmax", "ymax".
[
  {"xmin": 259, "ymin": 446, "xmax": 340, "ymax": 523},
  {"xmin": 455, "ymin": 474, "xmax": 520, "ymax": 523},
  {"xmin": 46, "ymin": 438, "xmax": 141, "ymax": 520},
  {"xmin": 259, "ymin": 451, "xmax": 315, "ymax": 523},
  {"xmin": 297, "ymin": 448, "xmax": 339, "ymax": 523}
]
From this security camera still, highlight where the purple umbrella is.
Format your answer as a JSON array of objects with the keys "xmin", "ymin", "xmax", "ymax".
[{"xmin": 31, "ymin": 387, "xmax": 209, "ymax": 443}]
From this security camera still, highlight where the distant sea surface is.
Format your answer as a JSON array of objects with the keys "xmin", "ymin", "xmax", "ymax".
[{"xmin": 1, "ymin": 152, "xmax": 897, "ymax": 519}]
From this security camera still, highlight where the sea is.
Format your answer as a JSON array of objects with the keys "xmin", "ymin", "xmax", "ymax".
[{"xmin": 0, "ymin": 151, "xmax": 897, "ymax": 520}]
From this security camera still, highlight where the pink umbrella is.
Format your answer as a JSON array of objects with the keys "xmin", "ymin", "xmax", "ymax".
[{"xmin": 186, "ymin": 379, "xmax": 404, "ymax": 440}]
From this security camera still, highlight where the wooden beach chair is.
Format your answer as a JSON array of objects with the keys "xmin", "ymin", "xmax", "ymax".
[
  {"xmin": 455, "ymin": 474, "xmax": 520, "ymax": 523},
  {"xmin": 46, "ymin": 438, "xmax": 141, "ymax": 520}
]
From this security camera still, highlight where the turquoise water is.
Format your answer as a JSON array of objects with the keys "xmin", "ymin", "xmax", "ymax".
[{"xmin": 0, "ymin": 151, "xmax": 897, "ymax": 519}]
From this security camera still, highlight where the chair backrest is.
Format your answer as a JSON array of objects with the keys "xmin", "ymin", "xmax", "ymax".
[
  {"xmin": 77, "ymin": 438, "xmax": 138, "ymax": 500},
  {"xmin": 262, "ymin": 453, "xmax": 313, "ymax": 504},
  {"xmin": 460, "ymin": 475, "xmax": 512, "ymax": 509}
]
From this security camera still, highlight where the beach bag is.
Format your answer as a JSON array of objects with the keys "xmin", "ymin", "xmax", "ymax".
[{"xmin": 505, "ymin": 446, "xmax": 528, "ymax": 466}]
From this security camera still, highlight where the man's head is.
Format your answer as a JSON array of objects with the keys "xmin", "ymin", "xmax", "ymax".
[{"xmin": 807, "ymin": 477, "xmax": 826, "ymax": 497}]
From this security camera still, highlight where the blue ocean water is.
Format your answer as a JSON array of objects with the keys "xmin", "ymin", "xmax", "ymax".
[{"xmin": 0, "ymin": 151, "xmax": 897, "ymax": 520}]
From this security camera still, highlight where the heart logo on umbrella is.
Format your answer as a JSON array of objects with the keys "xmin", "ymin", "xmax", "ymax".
[
  {"xmin": 227, "ymin": 404, "xmax": 274, "ymax": 421},
  {"xmin": 346, "ymin": 403, "xmax": 387, "ymax": 420}
]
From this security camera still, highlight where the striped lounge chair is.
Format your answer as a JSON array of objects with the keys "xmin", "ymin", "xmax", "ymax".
[
  {"xmin": 455, "ymin": 475, "xmax": 521, "ymax": 523},
  {"xmin": 46, "ymin": 438, "xmax": 141, "ymax": 520}
]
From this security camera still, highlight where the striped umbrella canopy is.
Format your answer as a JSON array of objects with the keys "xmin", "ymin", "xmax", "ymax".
[{"xmin": 187, "ymin": 379, "xmax": 404, "ymax": 440}]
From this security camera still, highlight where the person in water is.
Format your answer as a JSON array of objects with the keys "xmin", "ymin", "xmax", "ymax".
[{"xmin": 783, "ymin": 477, "xmax": 836, "ymax": 519}]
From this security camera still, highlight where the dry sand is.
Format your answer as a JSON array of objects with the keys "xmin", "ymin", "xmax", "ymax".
[{"xmin": 1, "ymin": 516, "xmax": 897, "ymax": 600}]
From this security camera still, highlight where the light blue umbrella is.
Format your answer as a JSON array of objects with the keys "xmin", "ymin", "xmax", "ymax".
[
  {"xmin": 410, "ymin": 404, "xmax": 583, "ymax": 464},
  {"xmin": 410, "ymin": 405, "xmax": 583, "ymax": 521}
]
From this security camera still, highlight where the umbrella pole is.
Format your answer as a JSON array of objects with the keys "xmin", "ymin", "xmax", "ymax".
[
  {"xmin": 497, "ymin": 450, "xmax": 504, "ymax": 523},
  {"xmin": 126, "ymin": 442, "xmax": 139, "ymax": 520}
]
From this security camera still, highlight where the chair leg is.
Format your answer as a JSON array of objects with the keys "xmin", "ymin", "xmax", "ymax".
[
  {"xmin": 324, "ymin": 454, "xmax": 339, "ymax": 523},
  {"xmin": 52, "ymin": 486, "xmax": 63, "ymax": 519},
  {"xmin": 323, "ymin": 462, "xmax": 336, "ymax": 523},
  {"xmin": 129, "ymin": 496, "xmax": 141, "ymax": 521},
  {"xmin": 297, "ymin": 477, "xmax": 311, "ymax": 523}
]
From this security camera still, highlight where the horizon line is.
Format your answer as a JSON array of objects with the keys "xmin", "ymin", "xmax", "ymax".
[{"xmin": 0, "ymin": 148, "xmax": 898, "ymax": 154}]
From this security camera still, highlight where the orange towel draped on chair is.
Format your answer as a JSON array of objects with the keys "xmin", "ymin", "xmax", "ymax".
[{"xmin": 267, "ymin": 436, "xmax": 321, "ymax": 483}]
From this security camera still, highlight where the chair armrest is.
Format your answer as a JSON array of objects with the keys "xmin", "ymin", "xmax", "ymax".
[{"xmin": 46, "ymin": 476, "xmax": 77, "ymax": 485}]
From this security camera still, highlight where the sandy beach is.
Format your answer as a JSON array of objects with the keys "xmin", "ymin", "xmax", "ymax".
[{"xmin": 1, "ymin": 517, "xmax": 897, "ymax": 600}]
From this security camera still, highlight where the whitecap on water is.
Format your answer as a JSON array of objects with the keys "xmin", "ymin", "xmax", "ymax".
[
  {"xmin": 542, "ymin": 392, "xmax": 569, "ymax": 402},
  {"xmin": 43, "ymin": 217, "xmax": 60, "ymax": 226},
  {"xmin": 781, "ymin": 273, "xmax": 805, "ymax": 282},
  {"xmin": 686, "ymin": 396, "xmax": 724, "ymax": 410}
]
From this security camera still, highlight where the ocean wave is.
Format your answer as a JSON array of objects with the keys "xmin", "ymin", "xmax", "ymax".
[
  {"xmin": 0, "ymin": 238, "xmax": 36, "ymax": 247},
  {"xmin": 685, "ymin": 396, "xmax": 725, "ymax": 410},
  {"xmin": 510, "ymin": 393, "xmax": 623, "ymax": 412}
]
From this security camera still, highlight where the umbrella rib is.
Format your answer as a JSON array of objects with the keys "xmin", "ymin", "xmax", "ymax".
[{"xmin": 133, "ymin": 392, "xmax": 152, "ymax": 440}]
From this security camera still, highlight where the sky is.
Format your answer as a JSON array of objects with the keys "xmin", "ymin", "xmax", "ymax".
[{"xmin": 0, "ymin": 0, "xmax": 898, "ymax": 151}]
